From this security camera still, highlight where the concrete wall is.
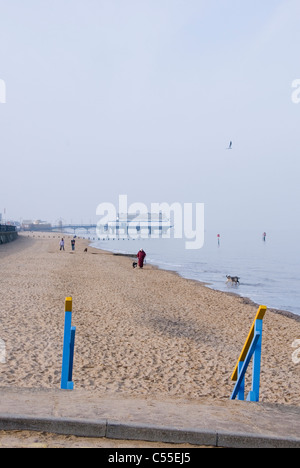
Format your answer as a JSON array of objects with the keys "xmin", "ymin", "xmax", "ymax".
[{"xmin": 0, "ymin": 231, "xmax": 18, "ymax": 244}]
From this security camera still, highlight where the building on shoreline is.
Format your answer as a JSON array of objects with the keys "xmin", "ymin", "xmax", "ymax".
[
  {"xmin": 96, "ymin": 212, "xmax": 172, "ymax": 238},
  {"xmin": 21, "ymin": 220, "xmax": 52, "ymax": 231}
]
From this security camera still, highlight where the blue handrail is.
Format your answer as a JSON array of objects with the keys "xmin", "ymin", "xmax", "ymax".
[{"xmin": 230, "ymin": 306, "xmax": 267, "ymax": 402}]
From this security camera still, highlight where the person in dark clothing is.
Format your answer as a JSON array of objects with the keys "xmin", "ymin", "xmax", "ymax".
[{"xmin": 137, "ymin": 249, "xmax": 146, "ymax": 268}]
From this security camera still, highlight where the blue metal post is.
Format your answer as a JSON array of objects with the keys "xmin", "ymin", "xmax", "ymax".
[
  {"xmin": 61, "ymin": 297, "xmax": 76, "ymax": 390},
  {"xmin": 230, "ymin": 332, "xmax": 260, "ymax": 400},
  {"xmin": 247, "ymin": 319, "xmax": 263, "ymax": 402},
  {"xmin": 237, "ymin": 361, "xmax": 245, "ymax": 400},
  {"xmin": 68, "ymin": 326, "xmax": 76, "ymax": 382}
]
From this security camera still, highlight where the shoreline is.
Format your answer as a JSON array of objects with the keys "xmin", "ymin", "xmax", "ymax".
[
  {"xmin": 98, "ymin": 245, "xmax": 300, "ymax": 323},
  {"xmin": 0, "ymin": 233, "xmax": 299, "ymax": 406},
  {"xmin": 3, "ymin": 232, "xmax": 300, "ymax": 322}
]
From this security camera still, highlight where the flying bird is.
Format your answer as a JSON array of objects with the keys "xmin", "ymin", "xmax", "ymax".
[{"xmin": 227, "ymin": 141, "xmax": 232, "ymax": 149}]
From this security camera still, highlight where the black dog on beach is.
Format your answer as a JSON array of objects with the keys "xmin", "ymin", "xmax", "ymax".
[{"xmin": 132, "ymin": 262, "xmax": 137, "ymax": 268}]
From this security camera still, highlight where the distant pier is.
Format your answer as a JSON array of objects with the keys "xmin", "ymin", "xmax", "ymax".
[{"xmin": 22, "ymin": 213, "xmax": 172, "ymax": 237}]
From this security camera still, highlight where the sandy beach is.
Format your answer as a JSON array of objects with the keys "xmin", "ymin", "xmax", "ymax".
[{"xmin": 0, "ymin": 233, "xmax": 299, "ymax": 406}]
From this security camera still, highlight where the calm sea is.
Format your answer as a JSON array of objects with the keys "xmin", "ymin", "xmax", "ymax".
[{"xmin": 85, "ymin": 229, "xmax": 300, "ymax": 317}]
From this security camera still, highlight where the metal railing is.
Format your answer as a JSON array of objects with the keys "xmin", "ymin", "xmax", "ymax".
[
  {"xmin": 0, "ymin": 224, "xmax": 16, "ymax": 232},
  {"xmin": 230, "ymin": 305, "xmax": 267, "ymax": 402}
]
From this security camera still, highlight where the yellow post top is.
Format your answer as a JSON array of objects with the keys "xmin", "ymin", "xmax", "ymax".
[
  {"xmin": 65, "ymin": 297, "xmax": 73, "ymax": 312},
  {"xmin": 231, "ymin": 305, "xmax": 267, "ymax": 382}
]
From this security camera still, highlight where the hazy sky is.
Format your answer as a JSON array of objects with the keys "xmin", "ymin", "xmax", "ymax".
[{"xmin": 0, "ymin": 0, "xmax": 300, "ymax": 231}]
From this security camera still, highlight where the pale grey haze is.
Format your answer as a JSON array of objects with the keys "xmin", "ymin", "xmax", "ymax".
[{"xmin": 0, "ymin": 0, "xmax": 299, "ymax": 232}]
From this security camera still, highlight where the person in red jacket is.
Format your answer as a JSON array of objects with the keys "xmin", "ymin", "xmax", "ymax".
[{"xmin": 137, "ymin": 248, "xmax": 146, "ymax": 268}]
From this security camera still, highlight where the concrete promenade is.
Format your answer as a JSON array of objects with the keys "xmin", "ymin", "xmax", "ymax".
[{"xmin": 0, "ymin": 387, "xmax": 299, "ymax": 448}]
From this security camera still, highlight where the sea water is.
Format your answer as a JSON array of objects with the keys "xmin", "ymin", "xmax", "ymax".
[{"xmin": 87, "ymin": 229, "xmax": 300, "ymax": 317}]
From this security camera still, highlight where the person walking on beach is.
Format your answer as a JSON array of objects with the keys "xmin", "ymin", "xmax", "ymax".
[
  {"xmin": 137, "ymin": 248, "xmax": 146, "ymax": 268},
  {"xmin": 59, "ymin": 238, "xmax": 65, "ymax": 251},
  {"xmin": 71, "ymin": 238, "xmax": 75, "ymax": 251}
]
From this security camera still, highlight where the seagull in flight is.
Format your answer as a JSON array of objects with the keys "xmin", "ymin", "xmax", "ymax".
[{"xmin": 227, "ymin": 141, "xmax": 232, "ymax": 149}]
